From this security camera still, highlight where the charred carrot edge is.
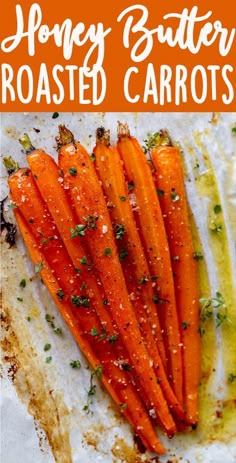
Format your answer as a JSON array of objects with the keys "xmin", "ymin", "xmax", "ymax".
[
  {"xmin": 117, "ymin": 122, "xmax": 183, "ymax": 406},
  {"xmin": 151, "ymin": 141, "xmax": 200, "ymax": 425},
  {"xmin": 10, "ymin": 173, "xmax": 165, "ymax": 454},
  {"xmin": 25, "ymin": 143, "xmax": 164, "ymax": 428},
  {"xmin": 57, "ymin": 125, "xmax": 177, "ymax": 437},
  {"xmin": 94, "ymin": 128, "xmax": 188, "ymax": 425}
]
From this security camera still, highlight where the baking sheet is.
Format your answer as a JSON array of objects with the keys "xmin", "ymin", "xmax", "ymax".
[{"xmin": 1, "ymin": 112, "xmax": 236, "ymax": 463}]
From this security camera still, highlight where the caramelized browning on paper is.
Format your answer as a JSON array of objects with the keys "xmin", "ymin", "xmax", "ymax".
[{"xmin": 1, "ymin": 305, "xmax": 72, "ymax": 463}]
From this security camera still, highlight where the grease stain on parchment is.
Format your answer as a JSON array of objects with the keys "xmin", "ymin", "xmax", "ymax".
[
  {"xmin": 1, "ymin": 305, "xmax": 72, "ymax": 463},
  {"xmin": 1, "ymin": 231, "xmax": 73, "ymax": 463},
  {"xmin": 192, "ymin": 132, "xmax": 236, "ymax": 441}
]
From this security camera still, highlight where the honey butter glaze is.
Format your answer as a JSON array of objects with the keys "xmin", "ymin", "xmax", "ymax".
[{"xmin": 191, "ymin": 132, "xmax": 236, "ymax": 442}]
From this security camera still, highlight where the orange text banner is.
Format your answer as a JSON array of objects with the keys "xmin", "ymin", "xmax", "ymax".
[{"xmin": 0, "ymin": 0, "xmax": 236, "ymax": 111}]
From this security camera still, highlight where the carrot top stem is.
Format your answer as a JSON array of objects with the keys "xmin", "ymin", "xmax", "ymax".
[
  {"xmin": 96, "ymin": 127, "xmax": 110, "ymax": 145},
  {"xmin": 56, "ymin": 124, "xmax": 75, "ymax": 148},
  {"xmin": 19, "ymin": 133, "xmax": 35, "ymax": 154},
  {"xmin": 3, "ymin": 156, "xmax": 20, "ymax": 175},
  {"xmin": 153, "ymin": 129, "xmax": 173, "ymax": 147}
]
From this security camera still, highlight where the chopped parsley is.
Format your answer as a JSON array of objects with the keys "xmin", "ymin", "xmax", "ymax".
[
  {"xmin": 56, "ymin": 289, "xmax": 64, "ymax": 301},
  {"xmin": 45, "ymin": 313, "xmax": 63, "ymax": 334},
  {"xmin": 35, "ymin": 262, "xmax": 44, "ymax": 274},
  {"xmin": 228, "ymin": 373, "xmax": 236, "ymax": 383},
  {"xmin": 103, "ymin": 247, "xmax": 112, "ymax": 256},
  {"xmin": 156, "ymin": 189, "xmax": 164, "ymax": 197},
  {"xmin": 200, "ymin": 292, "xmax": 228, "ymax": 327},
  {"xmin": 80, "ymin": 256, "xmax": 88, "ymax": 265},
  {"xmin": 119, "ymin": 403, "xmax": 127, "ymax": 409},
  {"xmin": 70, "ymin": 224, "xmax": 86, "ymax": 238},
  {"xmin": 71, "ymin": 295, "xmax": 90, "ymax": 308},
  {"xmin": 119, "ymin": 248, "xmax": 128, "ymax": 261},
  {"xmin": 44, "ymin": 343, "xmax": 51, "ymax": 352},
  {"xmin": 52, "ymin": 112, "xmax": 59, "ymax": 119},
  {"xmin": 152, "ymin": 294, "xmax": 159, "ymax": 304},
  {"xmin": 19, "ymin": 279, "xmax": 26, "ymax": 288},
  {"xmin": 214, "ymin": 204, "xmax": 222, "ymax": 214},
  {"xmin": 193, "ymin": 252, "xmax": 204, "ymax": 260},
  {"xmin": 70, "ymin": 360, "xmax": 81, "ymax": 369},
  {"xmin": 109, "ymin": 333, "xmax": 119, "ymax": 344},
  {"xmin": 91, "ymin": 328, "xmax": 99, "ymax": 336},
  {"xmin": 68, "ymin": 167, "xmax": 77, "ymax": 176},
  {"xmin": 181, "ymin": 322, "xmax": 190, "ymax": 330},
  {"xmin": 45, "ymin": 356, "xmax": 52, "ymax": 363},
  {"xmin": 114, "ymin": 223, "xmax": 126, "ymax": 240},
  {"xmin": 209, "ymin": 221, "xmax": 222, "ymax": 233},
  {"xmin": 128, "ymin": 180, "xmax": 135, "ymax": 191},
  {"xmin": 120, "ymin": 196, "xmax": 127, "ymax": 201}
]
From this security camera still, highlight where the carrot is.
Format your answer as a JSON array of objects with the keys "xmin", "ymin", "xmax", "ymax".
[
  {"xmin": 57, "ymin": 125, "xmax": 177, "ymax": 436},
  {"xmin": 117, "ymin": 122, "xmax": 183, "ymax": 406},
  {"xmin": 24, "ymin": 140, "xmax": 166, "ymax": 425},
  {"xmin": 9, "ymin": 170, "xmax": 165, "ymax": 454},
  {"xmin": 94, "ymin": 127, "xmax": 188, "ymax": 424},
  {"xmin": 151, "ymin": 139, "xmax": 200, "ymax": 425}
]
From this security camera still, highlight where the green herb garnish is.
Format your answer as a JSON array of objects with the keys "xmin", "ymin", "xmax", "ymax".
[
  {"xmin": 35, "ymin": 262, "xmax": 44, "ymax": 274},
  {"xmin": 156, "ymin": 189, "xmax": 164, "ymax": 197},
  {"xmin": 200, "ymin": 292, "xmax": 228, "ymax": 327},
  {"xmin": 56, "ymin": 289, "xmax": 64, "ymax": 301},
  {"xmin": 193, "ymin": 252, "xmax": 204, "ymax": 260},
  {"xmin": 103, "ymin": 247, "xmax": 112, "ymax": 257},
  {"xmin": 214, "ymin": 204, "xmax": 222, "ymax": 214},
  {"xmin": 114, "ymin": 223, "xmax": 126, "ymax": 240},
  {"xmin": 128, "ymin": 181, "xmax": 135, "ymax": 191},
  {"xmin": 69, "ymin": 167, "xmax": 77, "ymax": 176},
  {"xmin": 70, "ymin": 360, "xmax": 81, "ymax": 369},
  {"xmin": 19, "ymin": 279, "xmax": 26, "ymax": 288},
  {"xmin": 44, "ymin": 343, "xmax": 51, "ymax": 352}
]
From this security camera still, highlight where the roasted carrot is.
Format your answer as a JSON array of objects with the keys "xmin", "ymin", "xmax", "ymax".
[
  {"xmin": 94, "ymin": 127, "xmax": 166, "ymax": 367},
  {"xmin": 151, "ymin": 139, "xmax": 200, "ymax": 425},
  {"xmin": 24, "ymin": 139, "xmax": 166, "ymax": 424},
  {"xmin": 117, "ymin": 122, "xmax": 183, "ymax": 406},
  {"xmin": 94, "ymin": 127, "xmax": 188, "ymax": 424},
  {"xmin": 57, "ymin": 125, "xmax": 177, "ymax": 436},
  {"xmin": 9, "ymin": 170, "xmax": 165, "ymax": 453}
]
